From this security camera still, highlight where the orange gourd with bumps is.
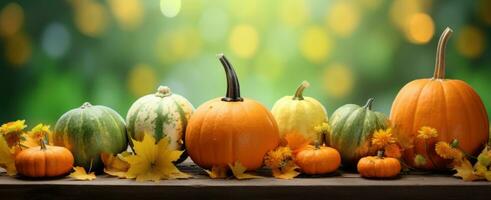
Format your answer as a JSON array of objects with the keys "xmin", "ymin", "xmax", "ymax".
[
  {"xmin": 185, "ymin": 54, "xmax": 280, "ymax": 170},
  {"xmin": 390, "ymin": 27, "xmax": 489, "ymax": 170},
  {"xmin": 15, "ymin": 140, "xmax": 74, "ymax": 177}
]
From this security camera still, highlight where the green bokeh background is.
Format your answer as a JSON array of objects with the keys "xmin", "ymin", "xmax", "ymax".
[{"xmin": 1, "ymin": 0, "xmax": 490, "ymax": 127}]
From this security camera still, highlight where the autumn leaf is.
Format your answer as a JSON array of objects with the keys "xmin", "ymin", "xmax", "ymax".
[
  {"xmin": 69, "ymin": 167, "xmax": 96, "ymax": 181},
  {"xmin": 453, "ymin": 159, "xmax": 481, "ymax": 181},
  {"xmin": 123, "ymin": 133, "xmax": 191, "ymax": 182},
  {"xmin": 272, "ymin": 166, "xmax": 300, "ymax": 180},
  {"xmin": 204, "ymin": 166, "xmax": 228, "ymax": 179},
  {"xmin": 21, "ymin": 124, "xmax": 51, "ymax": 148},
  {"xmin": 101, "ymin": 152, "xmax": 130, "ymax": 178},
  {"xmin": 0, "ymin": 136, "xmax": 16, "ymax": 176},
  {"xmin": 228, "ymin": 161, "xmax": 262, "ymax": 180}
]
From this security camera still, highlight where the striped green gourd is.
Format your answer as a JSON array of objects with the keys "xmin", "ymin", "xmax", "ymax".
[
  {"xmin": 53, "ymin": 102, "xmax": 128, "ymax": 171},
  {"xmin": 327, "ymin": 98, "xmax": 388, "ymax": 166},
  {"xmin": 126, "ymin": 86, "xmax": 194, "ymax": 161}
]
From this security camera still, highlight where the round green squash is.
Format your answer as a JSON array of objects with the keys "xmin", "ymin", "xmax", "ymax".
[
  {"xmin": 326, "ymin": 98, "xmax": 388, "ymax": 166},
  {"xmin": 126, "ymin": 86, "xmax": 193, "ymax": 161},
  {"xmin": 53, "ymin": 102, "xmax": 128, "ymax": 171}
]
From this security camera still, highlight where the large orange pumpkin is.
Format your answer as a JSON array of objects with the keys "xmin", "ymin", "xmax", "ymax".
[
  {"xmin": 185, "ymin": 54, "xmax": 280, "ymax": 170},
  {"xmin": 390, "ymin": 27, "xmax": 489, "ymax": 170}
]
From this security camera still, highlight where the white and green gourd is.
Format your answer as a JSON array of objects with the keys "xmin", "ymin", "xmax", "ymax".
[{"xmin": 126, "ymin": 86, "xmax": 194, "ymax": 162}]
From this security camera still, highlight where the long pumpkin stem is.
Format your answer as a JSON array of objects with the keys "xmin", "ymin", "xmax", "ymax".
[
  {"xmin": 293, "ymin": 81, "xmax": 310, "ymax": 100},
  {"xmin": 364, "ymin": 98, "xmax": 375, "ymax": 110},
  {"xmin": 218, "ymin": 53, "xmax": 243, "ymax": 102},
  {"xmin": 433, "ymin": 27, "xmax": 453, "ymax": 79},
  {"xmin": 40, "ymin": 139, "xmax": 47, "ymax": 151}
]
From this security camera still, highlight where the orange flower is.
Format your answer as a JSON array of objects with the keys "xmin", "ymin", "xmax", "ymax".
[
  {"xmin": 435, "ymin": 141, "xmax": 463, "ymax": 160},
  {"xmin": 417, "ymin": 126, "xmax": 438, "ymax": 140},
  {"xmin": 371, "ymin": 128, "xmax": 395, "ymax": 148},
  {"xmin": 384, "ymin": 143, "xmax": 401, "ymax": 159}
]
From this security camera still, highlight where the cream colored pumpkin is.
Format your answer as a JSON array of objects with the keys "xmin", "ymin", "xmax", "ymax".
[{"xmin": 271, "ymin": 81, "xmax": 328, "ymax": 144}]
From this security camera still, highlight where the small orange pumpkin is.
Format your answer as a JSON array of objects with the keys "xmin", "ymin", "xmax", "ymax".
[
  {"xmin": 390, "ymin": 27, "xmax": 489, "ymax": 170},
  {"xmin": 185, "ymin": 54, "xmax": 280, "ymax": 170},
  {"xmin": 357, "ymin": 151, "xmax": 401, "ymax": 178},
  {"xmin": 295, "ymin": 144, "xmax": 341, "ymax": 175},
  {"xmin": 15, "ymin": 140, "xmax": 74, "ymax": 177}
]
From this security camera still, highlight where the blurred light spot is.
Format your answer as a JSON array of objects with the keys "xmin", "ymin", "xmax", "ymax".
[
  {"xmin": 327, "ymin": 1, "xmax": 360, "ymax": 37},
  {"xmin": 0, "ymin": 2, "xmax": 24, "ymax": 37},
  {"xmin": 405, "ymin": 13, "xmax": 434, "ymax": 44},
  {"xmin": 199, "ymin": 7, "xmax": 229, "ymax": 43},
  {"xmin": 356, "ymin": 32, "xmax": 396, "ymax": 79},
  {"xmin": 229, "ymin": 0, "xmax": 260, "ymax": 20},
  {"xmin": 160, "ymin": 0, "xmax": 181, "ymax": 18},
  {"xmin": 478, "ymin": 0, "xmax": 491, "ymax": 25},
  {"xmin": 108, "ymin": 0, "xmax": 143, "ymax": 30},
  {"xmin": 41, "ymin": 23, "xmax": 71, "ymax": 59},
  {"xmin": 155, "ymin": 27, "xmax": 202, "ymax": 64},
  {"xmin": 323, "ymin": 63, "xmax": 354, "ymax": 98},
  {"xmin": 279, "ymin": 0, "xmax": 309, "ymax": 28},
  {"xmin": 5, "ymin": 33, "xmax": 31, "ymax": 66},
  {"xmin": 300, "ymin": 26, "xmax": 332, "ymax": 63},
  {"xmin": 457, "ymin": 26, "xmax": 486, "ymax": 59},
  {"xmin": 229, "ymin": 25, "xmax": 259, "ymax": 58},
  {"xmin": 360, "ymin": 0, "xmax": 383, "ymax": 10},
  {"xmin": 390, "ymin": 0, "xmax": 430, "ymax": 30},
  {"xmin": 128, "ymin": 64, "xmax": 157, "ymax": 97},
  {"xmin": 73, "ymin": 0, "xmax": 108, "ymax": 37}
]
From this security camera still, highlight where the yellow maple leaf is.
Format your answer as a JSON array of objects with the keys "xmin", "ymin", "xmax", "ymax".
[
  {"xmin": 453, "ymin": 159, "xmax": 482, "ymax": 181},
  {"xmin": 0, "ymin": 136, "xmax": 16, "ymax": 176},
  {"xmin": 101, "ymin": 152, "xmax": 130, "ymax": 178},
  {"xmin": 69, "ymin": 166, "xmax": 96, "ymax": 181},
  {"xmin": 204, "ymin": 166, "xmax": 228, "ymax": 179},
  {"xmin": 21, "ymin": 124, "xmax": 51, "ymax": 148},
  {"xmin": 272, "ymin": 166, "xmax": 300, "ymax": 180},
  {"xmin": 123, "ymin": 134, "xmax": 191, "ymax": 182},
  {"xmin": 228, "ymin": 161, "xmax": 263, "ymax": 180}
]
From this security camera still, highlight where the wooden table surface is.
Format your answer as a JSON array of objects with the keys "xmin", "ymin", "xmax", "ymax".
[{"xmin": 1, "ymin": 159, "xmax": 490, "ymax": 200}]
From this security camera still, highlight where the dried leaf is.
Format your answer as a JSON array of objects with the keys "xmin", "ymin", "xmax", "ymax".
[
  {"xmin": 101, "ymin": 152, "xmax": 130, "ymax": 178},
  {"xmin": 453, "ymin": 159, "xmax": 481, "ymax": 181},
  {"xmin": 123, "ymin": 134, "xmax": 191, "ymax": 182},
  {"xmin": 204, "ymin": 166, "xmax": 228, "ymax": 179},
  {"xmin": 0, "ymin": 136, "xmax": 16, "ymax": 176},
  {"xmin": 272, "ymin": 166, "xmax": 300, "ymax": 180},
  {"xmin": 228, "ymin": 161, "xmax": 262, "ymax": 180},
  {"xmin": 69, "ymin": 167, "xmax": 96, "ymax": 181}
]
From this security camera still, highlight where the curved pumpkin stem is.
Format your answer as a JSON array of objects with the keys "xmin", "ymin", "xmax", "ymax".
[
  {"xmin": 364, "ymin": 98, "xmax": 375, "ymax": 110},
  {"xmin": 433, "ymin": 27, "xmax": 453, "ymax": 79},
  {"xmin": 293, "ymin": 81, "xmax": 310, "ymax": 100},
  {"xmin": 218, "ymin": 53, "xmax": 243, "ymax": 102},
  {"xmin": 40, "ymin": 139, "xmax": 47, "ymax": 151}
]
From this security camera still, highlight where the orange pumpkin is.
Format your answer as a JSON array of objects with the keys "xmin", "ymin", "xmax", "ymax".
[
  {"xmin": 295, "ymin": 144, "xmax": 341, "ymax": 175},
  {"xmin": 185, "ymin": 54, "xmax": 280, "ymax": 170},
  {"xmin": 357, "ymin": 151, "xmax": 401, "ymax": 178},
  {"xmin": 15, "ymin": 140, "xmax": 74, "ymax": 177},
  {"xmin": 390, "ymin": 27, "xmax": 489, "ymax": 170}
]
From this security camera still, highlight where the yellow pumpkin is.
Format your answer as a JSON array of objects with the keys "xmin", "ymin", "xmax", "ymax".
[{"xmin": 272, "ymin": 81, "xmax": 328, "ymax": 144}]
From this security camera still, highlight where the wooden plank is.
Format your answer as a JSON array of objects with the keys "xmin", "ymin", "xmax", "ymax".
[{"xmin": 0, "ymin": 160, "xmax": 490, "ymax": 200}]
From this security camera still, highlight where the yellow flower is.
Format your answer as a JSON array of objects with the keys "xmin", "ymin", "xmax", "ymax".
[
  {"xmin": 371, "ymin": 128, "xmax": 395, "ymax": 148},
  {"xmin": 0, "ymin": 120, "xmax": 26, "ymax": 147},
  {"xmin": 264, "ymin": 146, "xmax": 300, "ymax": 179},
  {"xmin": 417, "ymin": 126, "xmax": 438, "ymax": 140},
  {"xmin": 0, "ymin": 120, "xmax": 26, "ymax": 134},
  {"xmin": 435, "ymin": 141, "xmax": 463, "ymax": 160}
]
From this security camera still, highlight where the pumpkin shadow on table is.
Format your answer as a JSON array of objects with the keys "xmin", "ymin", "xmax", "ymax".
[{"xmin": 15, "ymin": 173, "xmax": 71, "ymax": 181}]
